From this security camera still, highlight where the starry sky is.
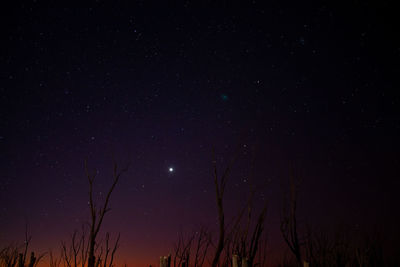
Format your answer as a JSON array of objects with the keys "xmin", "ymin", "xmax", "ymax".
[{"xmin": 1, "ymin": 2, "xmax": 399, "ymax": 266}]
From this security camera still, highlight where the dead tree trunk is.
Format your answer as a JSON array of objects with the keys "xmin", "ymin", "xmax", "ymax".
[
  {"xmin": 280, "ymin": 173, "xmax": 302, "ymax": 266},
  {"xmin": 211, "ymin": 149, "xmax": 234, "ymax": 267},
  {"xmin": 85, "ymin": 160, "xmax": 127, "ymax": 267}
]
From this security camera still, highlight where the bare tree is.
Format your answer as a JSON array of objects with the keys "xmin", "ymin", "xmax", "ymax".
[
  {"xmin": 22, "ymin": 223, "xmax": 32, "ymax": 266},
  {"xmin": 223, "ymin": 191, "xmax": 268, "ymax": 267},
  {"xmin": 58, "ymin": 160, "xmax": 126, "ymax": 267},
  {"xmin": 0, "ymin": 245, "xmax": 19, "ymax": 267},
  {"xmin": 215, "ymin": 150, "xmax": 269, "ymax": 267},
  {"xmin": 211, "ymin": 148, "xmax": 236, "ymax": 267},
  {"xmin": 49, "ymin": 249, "xmax": 62, "ymax": 267},
  {"xmin": 102, "ymin": 232, "xmax": 120, "ymax": 267},
  {"xmin": 0, "ymin": 226, "xmax": 45, "ymax": 267},
  {"xmin": 84, "ymin": 160, "xmax": 128, "ymax": 267},
  {"xmin": 172, "ymin": 227, "xmax": 212, "ymax": 267},
  {"xmin": 173, "ymin": 231, "xmax": 193, "ymax": 267},
  {"xmin": 61, "ymin": 227, "xmax": 90, "ymax": 267},
  {"xmin": 170, "ymin": 146, "xmax": 268, "ymax": 267},
  {"xmin": 193, "ymin": 227, "xmax": 212, "ymax": 267},
  {"xmin": 280, "ymin": 173, "xmax": 303, "ymax": 266}
]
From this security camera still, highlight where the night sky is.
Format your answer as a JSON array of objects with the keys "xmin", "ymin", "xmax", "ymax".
[{"xmin": 1, "ymin": 2, "xmax": 399, "ymax": 266}]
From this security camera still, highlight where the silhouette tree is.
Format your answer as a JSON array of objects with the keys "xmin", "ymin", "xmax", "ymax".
[
  {"xmin": 211, "ymin": 148, "xmax": 236, "ymax": 267},
  {"xmin": 280, "ymin": 173, "xmax": 303, "ymax": 266},
  {"xmin": 84, "ymin": 160, "xmax": 128, "ymax": 267},
  {"xmin": 223, "ymin": 184, "xmax": 268, "ymax": 267},
  {"xmin": 0, "ymin": 225, "xmax": 45, "ymax": 267},
  {"xmin": 172, "ymin": 227, "xmax": 211, "ymax": 267}
]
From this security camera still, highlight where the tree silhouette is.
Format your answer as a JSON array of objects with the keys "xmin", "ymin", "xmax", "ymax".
[
  {"xmin": 84, "ymin": 160, "xmax": 128, "ymax": 267},
  {"xmin": 280, "ymin": 172, "xmax": 303, "ymax": 266}
]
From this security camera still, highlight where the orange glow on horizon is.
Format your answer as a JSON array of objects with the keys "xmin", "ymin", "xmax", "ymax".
[{"xmin": 35, "ymin": 257, "xmax": 159, "ymax": 267}]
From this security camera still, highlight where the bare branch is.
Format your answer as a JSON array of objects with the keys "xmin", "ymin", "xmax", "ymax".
[{"xmin": 85, "ymin": 160, "xmax": 127, "ymax": 267}]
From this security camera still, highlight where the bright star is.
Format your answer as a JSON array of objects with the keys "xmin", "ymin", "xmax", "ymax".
[{"xmin": 169, "ymin": 167, "xmax": 174, "ymax": 172}]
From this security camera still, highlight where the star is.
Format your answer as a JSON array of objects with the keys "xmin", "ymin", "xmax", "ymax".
[{"xmin": 168, "ymin": 167, "xmax": 174, "ymax": 172}]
